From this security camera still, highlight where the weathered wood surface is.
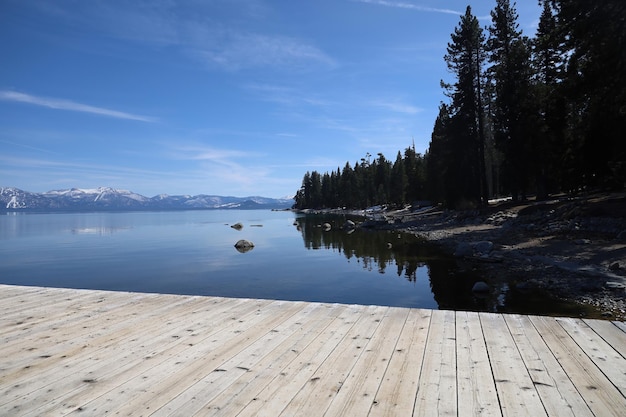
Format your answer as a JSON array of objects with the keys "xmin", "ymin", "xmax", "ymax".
[{"xmin": 0, "ymin": 284, "xmax": 624, "ymax": 416}]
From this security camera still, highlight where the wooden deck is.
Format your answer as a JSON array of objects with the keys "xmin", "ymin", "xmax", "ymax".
[{"xmin": 1, "ymin": 284, "xmax": 625, "ymax": 416}]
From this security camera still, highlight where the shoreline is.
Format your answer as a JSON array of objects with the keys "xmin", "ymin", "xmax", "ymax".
[
  {"xmin": 359, "ymin": 193, "xmax": 626, "ymax": 320},
  {"xmin": 296, "ymin": 191, "xmax": 626, "ymax": 319}
]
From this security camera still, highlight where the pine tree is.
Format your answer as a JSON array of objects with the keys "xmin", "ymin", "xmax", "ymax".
[
  {"xmin": 391, "ymin": 151, "xmax": 408, "ymax": 207},
  {"xmin": 374, "ymin": 153, "xmax": 391, "ymax": 205},
  {"xmin": 443, "ymin": 6, "xmax": 489, "ymax": 207},
  {"xmin": 487, "ymin": 0, "xmax": 533, "ymax": 201},
  {"xmin": 531, "ymin": 0, "xmax": 567, "ymax": 198},
  {"xmin": 339, "ymin": 162, "xmax": 354, "ymax": 208},
  {"xmin": 556, "ymin": 0, "xmax": 626, "ymax": 189},
  {"xmin": 426, "ymin": 103, "xmax": 453, "ymax": 205},
  {"xmin": 309, "ymin": 171, "xmax": 322, "ymax": 208},
  {"xmin": 404, "ymin": 145, "xmax": 425, "ymax": 203}
]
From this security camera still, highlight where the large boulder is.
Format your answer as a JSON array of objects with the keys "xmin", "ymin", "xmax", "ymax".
[
  {"xmin": 471, "ymin": 281, "xmax": 490, "ymax": 293},
  {"xmin": 472, "ymin": 241, "xmax": 494, "ymax": 255},
  {"xmin": 234, "ymin": 239, "xmax": 254, "ymax": 253},
  {"xmin": 343, "ymin": 220, "xmax": 356, "ymax": 230},
  {"xmin": 454, "ymin": 242, "xmax": 473, "ymax": 257}
]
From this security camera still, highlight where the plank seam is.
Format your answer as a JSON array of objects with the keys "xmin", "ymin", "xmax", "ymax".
[
  {"xmin": 527, "ymin": 316, "xmax": 600, "ymax": 416},
  {"xmin": 411, "ymin": 308, "xmax": 434, "ymax": 416},
  {"xmin": 502, "ymin": 315, "xmax": 550, "ymax": 417},
  {"xmin": 556, "ymin": 318, "xmax": 626, "ymax": 400},
  {"xmin": 583, "ymin": 319, "xmax": 626, "ymax": 361},
  {"xmin": 477, "ymin": 312, "xmax": 504, "ymax": 416},
  {"xmin": 363, "ymin": 306, "xmax": 412, "ymax": 417}
]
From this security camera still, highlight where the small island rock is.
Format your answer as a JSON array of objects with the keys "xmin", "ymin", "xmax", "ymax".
[
  {"xmin": 234, "ymin": 239, "xmax": 255, "ymax": 253},
  {"xmin": 344, "ymin": 220, "xmax": 356, "ymax": 230},
  {"xmin": 472, "ymin": 281, "xmax": 490, "ymax": 293}
]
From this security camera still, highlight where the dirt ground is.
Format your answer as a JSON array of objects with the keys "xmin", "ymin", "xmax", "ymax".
[{"xmin": 375, "ymin": 192, "xmax": 626, "ymax": 320}]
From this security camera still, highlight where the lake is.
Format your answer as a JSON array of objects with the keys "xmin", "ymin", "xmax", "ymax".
[{"xmin": 0, "ymin": 210, "xmax": 588, "ymax": 315}]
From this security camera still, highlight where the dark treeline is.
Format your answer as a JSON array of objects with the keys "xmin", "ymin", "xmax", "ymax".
[
  {"xmin": 295, "ymin": 0, "xmax": 625, "ymax": 210},
  {"xmin": 294, "ymin": 148, "xmax": 427, "ymax": 210}
]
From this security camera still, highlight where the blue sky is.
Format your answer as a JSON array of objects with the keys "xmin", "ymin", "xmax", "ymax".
[{"xmin": 1, "ymin": 0, "xmax": 540, "ymax": 198}]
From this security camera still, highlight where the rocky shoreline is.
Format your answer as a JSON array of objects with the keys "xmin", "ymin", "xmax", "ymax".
[{"xmin": 362, "ymin": 192, "xmax": 626, "ymax": 320}]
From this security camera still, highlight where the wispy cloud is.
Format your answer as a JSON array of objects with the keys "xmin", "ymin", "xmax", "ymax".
[
  {"xmin": 353, "ymin": 0, "xmax": 461, "ymax": 15},
  {"xmin": 192, "ymin": 31, "xmax": 336, "ymax": 71},
  {"xmin": 370, "ymin": 100, "xmax": 423, "ymax": 114},
  {"xmin": 27, "ymin": 1, "xmax": 334, "ymax": 73},
  {"xmin": 0, "ymin": 91, "xmax": 157, "ymax": 122},
  {"xmin": 168, "ymin": 144, "xmax": 262, "ymax": 162},
  {"xmin": 0, "ymin": 152, "xmax": 282, "ymax": 197},
  {"xmin": 164, "ymin": 143, "xmax": 273, "ymax": 190},
  {"xmin": 0, "ymin": 139, "xmax": 60, "ymax": 155},
  {"xmin": 244, "ymin": 83, "xmax": 336, "ymax": 108}
]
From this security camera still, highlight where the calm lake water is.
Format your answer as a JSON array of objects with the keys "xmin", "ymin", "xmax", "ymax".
[{"xmin": 0, "ymin": 210, "xmax": 588, "ymax": 315}]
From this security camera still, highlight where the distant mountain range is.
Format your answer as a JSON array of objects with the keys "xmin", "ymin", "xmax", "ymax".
[{"xmin": 0, "ymin": 187, "xmax": 294, "ymax": 211}]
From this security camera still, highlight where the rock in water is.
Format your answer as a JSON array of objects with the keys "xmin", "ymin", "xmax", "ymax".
[
  {"xmin": 234, "ymin": 239, "xmax": 254, "ymax": 253},
  {"xmin": 472, "ymin": 241, "xmax": 494, "ymax": 255},
  {"xmin": 471, "ymin": 281, "xmax": 490, "ymax": 293},
  {"xmin": 454, "ymin": 242, "xmax": 473, "ymax": 257},
  {"xmin": 322, "ymin": 223, "xmax": 332, "ymax": 231},
  {"xmin": 231, "ymin": 222, "xmax": 244, "ymax": 230}
]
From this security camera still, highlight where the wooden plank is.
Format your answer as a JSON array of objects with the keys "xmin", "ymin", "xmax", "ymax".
[
  {"xmin": 0, "ymin": 292, "xmax": 216, "ymax": 392},
  {"xmin": 0, "ymin": 289, "xmax": 123, "ymax": 336},
  {"xmin": 413, "ymin": 309, "xmax": 457, "ymax": 417},
  {"xmin": 63, "ymin": 300, "xmax": 307, "ymax": 416},
  {"xmin": 148, "ymin": 301, "xmax": 323, "ymax": 415},
  {"xmin": 0, "ymin": 286, "xmax": 131, "ymax": 318},
  {"xmin": 369, "ymin": 309, "xmax": 431, "ymax": 417},
  {"xmin": 186, "ymin": 303, "xmax": 347, "ymax": 417},
  {"xmin": 503, "ymin": 314, "xmax": 593, "ymax": 417},
  {"xmin": 2, "ymin": 285, "xmax": 626, "ymax": 417},
  {"xmin": 0, "ymin": 285, "xmax": 68, "ymax": 316},
  {"xmin": 0, "ymin": 291, "xmax": 203, "ymax": 371},
  {"xmin": 0, "ymin": 284, "xmax": 45, "ymax": 300},
  {"xmin": 479, "ymin": 312, "xmax": 548, "ymax": 417},
  {"xmin": 583, "ymin": 319, "xmax": 626, "ymax": 359},
  {"xmin": 456, "ymin": 311, "xmax": 501, "ymax": 417},
  {"xmin": 233, "ymin": 303, "xmax": 366, "ymax": 417},
  {"xmin": 0, "ymin": 285, "xmax": 73, "ymax": 307},
  {"xmin": 0, "ymin": 291, "xmax": 173, "ymax": 355},
  {"xmin": 12, "ymin": 299, "xmax": 257, "ymax": 415},
  {"xmin": 613, "ymin": 321, "xmax": 626, "ymax": 334},
  {"xmin": 530, "ymin": 315, "xmax": 626, "ymax": 417},
  {"xmin": 276, "ymin": 305, "xmax": 389, "ymax": 417},
  {"xmin": 26, "ymin": 297, "xmax": 273, "ymax": 417},
  {"xmin": 2, "ymin": 296, "xmax": 253, "ymax": 416},
  {"xmin": 557, "ymin": 317, "xmax": 626, "ymax": 397},
  {"xmin": 154, "ymin": 302, "xmax": 343, "ymax": 416},
  {"xmin": 322, "ymin": 306, "xmax": 410, "ymax": 416}
]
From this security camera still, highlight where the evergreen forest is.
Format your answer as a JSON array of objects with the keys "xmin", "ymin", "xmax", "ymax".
[{"xmin": 294, "ymin": 0, "xmax": 625, "ymax": 210}]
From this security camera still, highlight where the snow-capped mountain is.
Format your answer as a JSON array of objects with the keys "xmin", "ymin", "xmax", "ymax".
[
  {"xmin": 0, "ymin": 187, "xmax": 294, "ymax": 211},
  {"xmin": 43, "ymin": 187, "xmax": 150, "ymax": 207}
]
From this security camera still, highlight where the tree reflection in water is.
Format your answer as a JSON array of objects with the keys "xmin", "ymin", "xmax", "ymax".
[
  {"xmin": 294, "ymin": 213, "xmax": 481, "ymax": 310},
  {"xmin": 295, "ymin": 214, "xmax": 434, "ymax": 281},
  {"xmin": 293, "ymin": 213, "xmax": 591, "ymax": 316}
]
